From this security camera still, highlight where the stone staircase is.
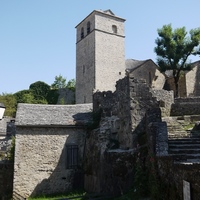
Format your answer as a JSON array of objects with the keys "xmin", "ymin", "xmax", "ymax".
[{"xmin": 162, "ymin": 116, "xmax": 200, "ymax": 164}]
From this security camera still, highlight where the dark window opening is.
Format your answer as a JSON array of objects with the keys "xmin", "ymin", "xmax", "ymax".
[
  {"xmin": 149, "ymin": 72, "xmax": 152, "ymax": 85},
  {"xmin": 84, "ymin": 96, "xmax": 86, "ymax": 103},
  {"xmin": 83, "ymin": 65, "xmax": 85, "ymax": 74},
  {"xmin": 112, "ymin": 25, "xmax": 117, "ymax": 34},
  {"xmin": 87, "ymin": 21, "xmax": 91, "ymax": 34},
  {"xmin": 81, "ymin": 27, "xmax": 84, "ymax": 39},
  {"xmin": 66, "ymin": 145, "xmax": 78, "ymax": 169}
]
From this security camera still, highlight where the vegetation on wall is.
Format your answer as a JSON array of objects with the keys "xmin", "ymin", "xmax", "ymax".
[
  {"xmin": 86, "ymin": 108, "xmax": 102, "ymax": 130},
  {"xmin": 154, "ymin": 24, "xmax": 200, "ymax": 97}
]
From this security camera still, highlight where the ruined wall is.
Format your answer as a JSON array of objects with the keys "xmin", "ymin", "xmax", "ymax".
[
  {"xmin": 13, "ymin": 127, "xmax": 86, "ymax": 198},
  {"xmin": 93, "ymin": 76, "xmax": 161, "ymax": 149},
  {"xmin": 157, "ymin": 157, "xmax": 200, "ymax": 200},
  {"xmin": 84, "ymin": 127, "xmax": 137, "ymax": 196},
  {"xmin": 151, "ymin": 89, "xmax": 174, "ymax": 117},
  {"xmin": 85, "ymin": 76, "xmax": 164, "ymax": 195},
  {"xmin": 57, "ymin": 88, "xmax": 75, "ymax": 104},
  {"xmin": 127, "ymin": 75, "xmax": 159, "ymax": 147},
  {"xmin": 171, "ymin": 97, "xmax": 200, "ymax": 116}
]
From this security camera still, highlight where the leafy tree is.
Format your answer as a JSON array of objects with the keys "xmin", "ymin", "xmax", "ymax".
[
  {"xmin": 14, "ymin": 90, "xmax": 35, "ymax": 104},
  {"xmin": 29, "ymin": 81, "xmax": 50, "ymax": 104},
  {"xmin": 154, "ymin": 24, "xmax": 200, "ymax": 97},
  {"xmin": 66, "ymin": 79, "xmax": 76, "ymax": 91},
  {"xmin": 51, "ymin": 74, "xmax": 67, "ymax": 89},
  {"xmin": 0, "ymin": 93, "xmax": 16, "ymax": 117}
]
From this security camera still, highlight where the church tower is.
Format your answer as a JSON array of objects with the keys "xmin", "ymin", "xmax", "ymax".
[{"xmin": 75, "ymin": 10, "xmax": 126, "ymax": 104}]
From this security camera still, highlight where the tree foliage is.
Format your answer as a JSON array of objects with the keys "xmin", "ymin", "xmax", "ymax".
[
  {"xmin": 66, "ymin": 79, "xmax": 76, "ymax": 91},
  {"xmin": 14, "ymin": 90, "xmax": 35, "ymax": 104},
  {"xmin": 29, "ymin": 81, "xmax": 50, "ymax": 104},
  {"xmin": 51, "ymin": 74, "xmax": 67, "ymax": 89},
  {"xmin": 154, "ymin": 24, "xmax": 200, "ymax": 97},
  {"xmin": 0, "ymin": 93, "xmax": 16, "ymax": 117},
  {"xmin": 1, "ymin": 75, "xmax": 74, "ymax": 114}
]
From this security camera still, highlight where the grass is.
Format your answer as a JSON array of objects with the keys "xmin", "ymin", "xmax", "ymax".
[
  {"xmin": 183, "ymin": 123, "xmax": 195, "ymax": 131},
  {"xmin": 28, "ymin": 190, "xmax": 86, "ymax": 200},
  {"xmin": 27, "ymin": 190, "xmax": 151, "ymax": 200}
]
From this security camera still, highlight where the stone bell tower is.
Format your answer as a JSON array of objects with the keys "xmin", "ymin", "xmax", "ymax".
[{"xmin": 75, "ymin": 9, "xmax": 126, "ymax": 104}]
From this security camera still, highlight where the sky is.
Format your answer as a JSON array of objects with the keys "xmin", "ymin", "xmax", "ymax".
[{"xmin": 1, "ymin": 0, "xmax": 200, "ymax": 94}]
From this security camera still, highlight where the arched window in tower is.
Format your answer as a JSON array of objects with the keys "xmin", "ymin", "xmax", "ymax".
[
  {"xmin": 87, "ymin": 21, "xmax": 91, "ymax": 34},
  {"xmin": 112, "ymin": 25, "xmax": 117, "ymax": 34},
  {"xmin": 81, "ymin": 27, "xmax": 84, "ymax": 39}
]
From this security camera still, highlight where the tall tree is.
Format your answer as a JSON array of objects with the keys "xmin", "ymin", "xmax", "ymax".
[
  {"xmin": 51, "ymin": 75, "xmax": 67, "ymax": 89},
  {"xmin": 154, "ymin": 24, "xmax": 200, "ymax": 97}
]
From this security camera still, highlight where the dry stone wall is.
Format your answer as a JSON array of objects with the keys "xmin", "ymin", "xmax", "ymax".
[{"xmin": 171, "ymin": 97, "xmax": 200, "ymax": 116}]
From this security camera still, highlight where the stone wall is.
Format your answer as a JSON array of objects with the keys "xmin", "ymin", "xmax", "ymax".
[
  {"xmin": 171, "ymin": 97, "xmax": 200, "ymax": 116},
  {"xmin": 127, "ymin": 75, "xmax": 160, "ymax": 147},
  {"xmin": 84, "ymin": 127, "xmax": 137, "ymax": 196},
  {"xmin": 93, "ymin": 76, "xmax": 161, "ymax": 149},
  {"xmin": 85, "ymin": 76, "xmax": 165, "ymax": 195},
  {"xmin": 13, "ymin": 127, "xmax": 86, "ymax": 198},
  {"xmin": 150, "ymin": 89, "xmax": 174, "ymax": 117},
  {"xmin": 57, "ymin": 88, "xmax": 75, "ymax": 104},
  {"xmin": 157, "ymin": 157, "xmax": 200, "ymax": 200}
]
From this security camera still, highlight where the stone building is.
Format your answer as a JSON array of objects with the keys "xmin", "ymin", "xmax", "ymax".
[
  {"xmin": 125, "ymin": 59, "xmax": 165, "ymax": 89},
  {"xmin": 185, "ymin": 60, "xmax": 200, "ymax": 96},
  {"xmin": 163, "ymin": 60, "xmax": 200, "ymax": 97},
  {"xmin": 13, "ymin": 103, "xmax": 92, "ymax": 198},
  {"xmin": 76, "ymin": 10, "xmax": 126, "ymax": 104}
]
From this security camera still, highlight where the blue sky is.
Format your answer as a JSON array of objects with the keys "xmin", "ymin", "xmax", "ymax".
[{"xmin": 1, "ymin": 0, "xmax": 200, "ymax": 94}]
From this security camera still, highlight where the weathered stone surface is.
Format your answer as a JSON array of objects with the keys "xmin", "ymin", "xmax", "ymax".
[
  {"xmin": 151, "ymin": 89, "xmax": 174, "ymax": 117},
  {"xmin": 157, "ymin": 157, "xmax": 200, "ymax": 200},
  {"xmin": 57, "ymin": 88, "xmax": 75, "ymax": 104},
  {"xmin": 76, "ymin": 10, "xmax": 125, "ymax": 104},
  {"xmin": 13, "ymin": 127, "xmax": 86, "ymax": 198},
  {"xmin": 171, "ymin": 97, "xmax": 200, "ymax": 116},
  {"xmin": 13, "ymin": 103, "xmax": 92, "ymax": 198},
  {"xmin": 84, "ymin": 127, "xmax": 136, "ymax": 196}
]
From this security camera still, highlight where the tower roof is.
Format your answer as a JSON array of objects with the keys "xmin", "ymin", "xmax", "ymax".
[{"xmin": 75, "ymin": 9, "xmax": 125, "ymax": 28}]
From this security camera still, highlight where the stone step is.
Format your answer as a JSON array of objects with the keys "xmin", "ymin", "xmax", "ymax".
[
  {"xmin": 170, "ymin": 153, "xmax": 200, "ymax": 162},
  {"xmin": 168, "ymin": 133, "xmax": 191, "ymax": 138},
  {"xmin": 169, "ymin": 148, "xmax": 200, "ymax": 154},
  {"xmin": 174, "ymin": 160, "xmax": 200, "ymax": 165},
  {"xmin": 169, "ymin": 138, "xmax": 200, "ymax": 143},
  {"xmin": 169, "ymin": 144, "xmax": 200, "ymax": 149}
]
